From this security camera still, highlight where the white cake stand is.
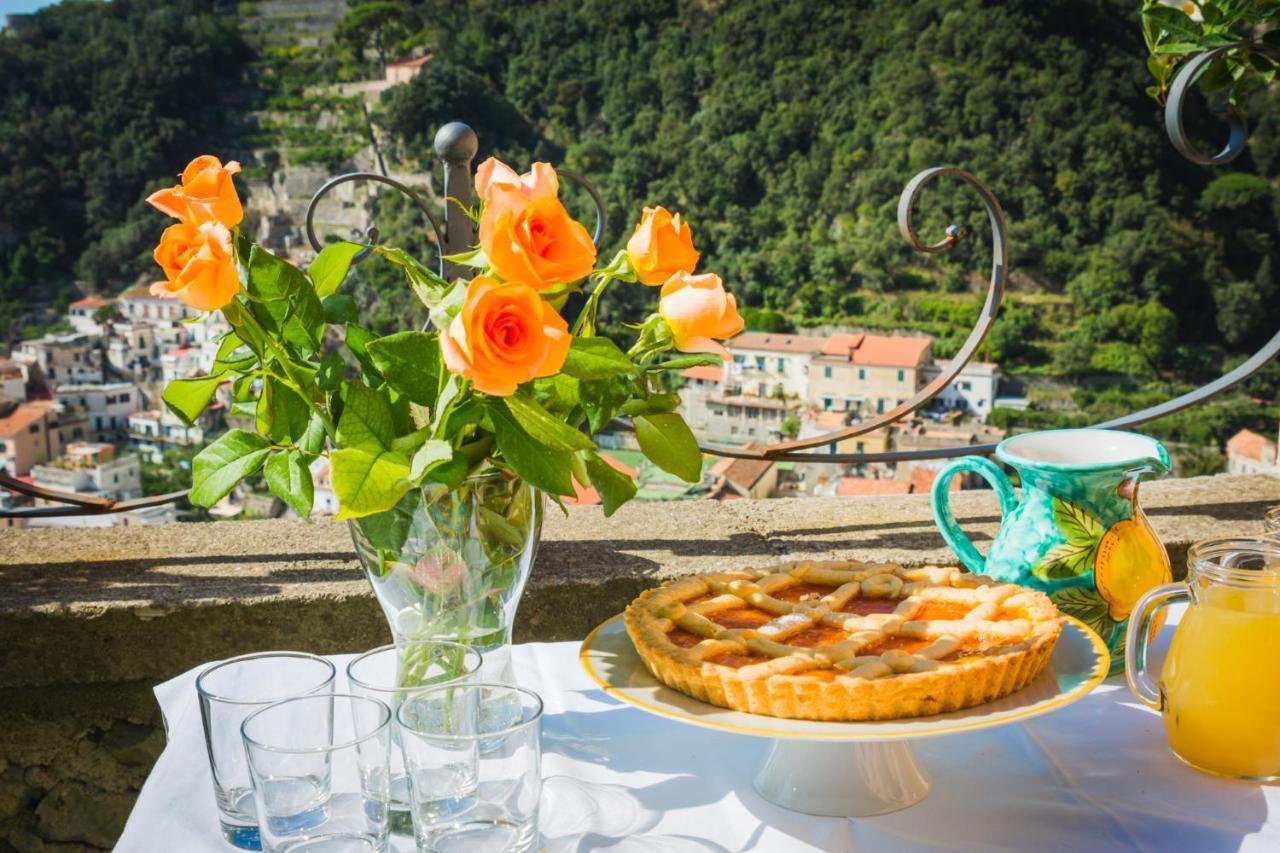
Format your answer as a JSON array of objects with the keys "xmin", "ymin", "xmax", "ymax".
[{"xmin": 580, "ymin": 615, "xmax": 1108, "ymax": 818}]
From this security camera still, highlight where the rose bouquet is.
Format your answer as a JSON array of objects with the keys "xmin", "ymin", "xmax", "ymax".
[
  {"xmin": 148, "ymin": 153, "xmax": 743, "ymax": 670},
  {"xmin": 149, "ymin": 154, "xmax": 743, "ymax": 520}
]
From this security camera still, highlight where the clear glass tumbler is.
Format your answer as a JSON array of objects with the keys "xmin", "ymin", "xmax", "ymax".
[
  {"xmin": 241, "ymin": 693, "xmax": 393, "ymax": 852},
  {"xmin": 397, "ymin": 683, "xmax": 543, "ymax": 853},
  {"xmin": 196, "ymin": 651, "xmax": 336, "ymax": 850},
  {"xmin": 346, "ymin": 642, "xmax": 482, "ymax": 835}
]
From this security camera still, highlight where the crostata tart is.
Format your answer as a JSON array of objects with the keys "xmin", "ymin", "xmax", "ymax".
[{"xmin": 624, "ymin": 560, "xmax": 1063, "ymax": 721}]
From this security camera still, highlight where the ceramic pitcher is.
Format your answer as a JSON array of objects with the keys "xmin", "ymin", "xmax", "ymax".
[{"xmin": 931, "ymin": 429, "xmax": 1172, "ymax": 672}]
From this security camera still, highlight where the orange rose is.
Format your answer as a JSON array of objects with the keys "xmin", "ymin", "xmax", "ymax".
[
  {"xmin": 626, "ymin": 206, "xmax": 700, "ymax": 285},
  {"xmin": 439, "ymin": 275, "xmax": 571, "ymax": 396},
  {"xmin": 658, "ymin": 272, "xmax": 744, "ymax": 358},
  {"xmin": 475, "ymin": 157, "xmax": 558, "ymax": 204},
  {"xmin": 150, "ymin": 220, "xmax": 240, "ymax": 311},
  {"xmin": 147, "ymin": 155, "xmax": 243, "ymax": 228},
  {"xmin": 480, "ymin": 181, "xmax": 596, "ymax": 290}
]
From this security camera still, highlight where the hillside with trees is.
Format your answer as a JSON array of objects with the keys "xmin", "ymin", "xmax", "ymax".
[{"xmin": 3, "ymin": 0, "xmax": 1279, "ymax": 463}]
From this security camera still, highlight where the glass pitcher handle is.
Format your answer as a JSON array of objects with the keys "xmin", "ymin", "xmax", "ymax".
[{"xmin": 1124, "ymin": 582, "xmax": 1188, "ymax": 710}]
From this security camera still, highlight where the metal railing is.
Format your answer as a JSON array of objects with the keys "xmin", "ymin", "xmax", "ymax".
[{"xmin": 4, "ymin": 45, "xmax": 1276, "ymax": 516}]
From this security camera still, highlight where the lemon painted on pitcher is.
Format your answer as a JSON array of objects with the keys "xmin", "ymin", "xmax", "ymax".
[{"xmin": 931, "ymin": 429, "xmax": 1171, "ymax": 674}]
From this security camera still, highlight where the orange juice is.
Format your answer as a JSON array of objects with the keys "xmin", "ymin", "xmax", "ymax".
[{"xmin": 1160, "ymin": 584, "xmax": 1280, "ymax": 779}]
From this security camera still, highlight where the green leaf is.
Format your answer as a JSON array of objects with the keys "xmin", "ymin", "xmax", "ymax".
[
  {"xmin": 579, "ymin": 376, "xmax": 633, "ymax": 434},
  {"xmin": 425, "ymin": 451, "xmax": 469, "ymax": 489},
  {"xmin": 1050, "ymin": 585, "xmax": 1116, "ymax": 643},
  {"xmin": 264, "ymin": 450, "xmax": 314, "ymax": 517},
  {"xmin": 533, "ymin": 374, "xmax": 581, "ymax": 416},
  {"xmin": 410, "ymin": 439, "xmax": 454, "ymax": 483},
  {"xmin": 367, "ymin": 331, "xmax": 441, "ymax": 406},
  {"xmin": 330, "ymin": 447, "xmax": 412, "ymax": 519},
  {"xmin": 428, "ymin": 280, "xmax": 468, "ymax": 331},
  {"xmin": 561, "ymin": 336, "xmax": 636, "ymax": 380},
  {"xmin": 214, "ymin": 331, "xmax": 257, "ymax": 372},
  {"xmin": 646, "ymin": 354, "xmax": 724, "ymax": 372},
  {"xmin": 375, "ymin": 246, "xmax": 451, "ymax": 308},
  {"xmin": 190, "ymin": 430, "xmax": 271, "ymax": 507},
  {"xmin": 633, "ymin": 412, "xmax": 703, "ymax": 483},
  {"xmin": 309, "ymin": 241, "xmax": 363, "ymax": 297},
  {"xmin": 344, "ymin": 324, "xmax": 384, "ymax": 384},
  {"xmin": 256, "ymin": 376, "xmax": 311, "ymax": 444},
  {"xmin": 1053, "ymin": 498, "xmax": 1105, "ymax": 548},
  {"xmin": 390, "ymin": 426, "xmax": 431, "ymax": 454},
  {"xmin": 1144, "ymin": 6, "xmax": 1202, "ymax": 41},
  {"xmin": 321, "ymin": 293, "xmax": 358, "ymax": 325},
  {"xmin": 316, "ymin": 350, "xmax": 345, "ymax": 391},
  {"xmin": 246, "ymin": 245, "xmax": 325, "ymax": 353},
  {"xmin": 1031, "ymin": 540, "xmax": 1098, "ymax": 581},
  {"xmin": 337, "ymin": 383, "xmax": 395, "ymax": 451},
  {"xmin": 501, "ymin": 394, "xmax": 595, "ymax": 452},
  {"xmin": 162, "ymin": 373, "xmax": 223, "ymax": 427},
  {"xmin": 353, "ymin": 490, "xmax": 418, "ymax": 552},
  {"xmin": 490, "ymin": 404, "xmax": 575, "ymax": 496},
  {"xmin": 297, "ymin": 411, "xmax": 327, "ymax": 455},
  {"xmin": 584, "ymin": 451, "xmax": 637, "ymax": 516}
]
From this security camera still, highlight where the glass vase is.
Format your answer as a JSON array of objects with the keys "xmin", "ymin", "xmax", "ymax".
[{"xmin": 349, "ymin": 472, "xmax": 543, "ymax": 687}]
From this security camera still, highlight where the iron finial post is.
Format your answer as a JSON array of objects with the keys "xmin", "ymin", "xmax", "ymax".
[{"xmin": 434, "ymin": 122, "xmax": 479, "ymax": 279}]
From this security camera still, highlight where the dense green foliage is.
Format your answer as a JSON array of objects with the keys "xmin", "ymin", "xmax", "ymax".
[
  {"xmin": 376, "ymin": 0, "xmax": 1280, "ymax": 386},
  {"xmin": 0, "ymin": 0, "xmax": 247, "ymax": 339}
]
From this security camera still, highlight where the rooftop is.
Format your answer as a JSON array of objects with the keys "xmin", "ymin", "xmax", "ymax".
[
  {"xmin": 0, "ymin": 402, "xmax": 47, "ymax": 435},
  {"xmin": 709, "ymin": 454, "xmax": 774, "ymax": 490},
  {"xmin": 70, "ymin": 295, "xmax": 112, "ymax": 309},
  {"xmin": 818, "ymin": 333, "xmax": 933, "ymax": 367},
  {"xmin": 1227, "ymin": 428, "xmax": 1276, "ymax": 462},
  {"xmin": 837, "ymin": 476, "xmax": 912, "ymax": 496},
  {"xmin": 387, "ymin": 53, "xmax": 432, "ymax": 68},
  {"xmin": 730, "ymin": 332, "xmax": 827, "ymax": 354}
]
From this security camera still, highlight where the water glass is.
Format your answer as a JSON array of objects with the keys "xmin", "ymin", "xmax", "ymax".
[
  {"xmin": 241, "ymin": 693, "xmax": 393, "ymax": 852},
  {"xmin": 1263, "ymin": 505, "xmax": 1280, "ymax": 533},
  {"xmin": 346, "ymin": 643, "xmax": 482, "ymax": 835},
  {"xmin": 196, "ymin": 651, "xmax": 336, "ymax": 850},
  {"xmin": 397, "ymin": 683, "xmax": 543, "ymax": 853}
]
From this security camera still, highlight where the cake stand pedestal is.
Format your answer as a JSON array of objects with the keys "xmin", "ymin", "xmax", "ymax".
[{"xmin": 580, "ymin": 616, "xmax": 1108, "ymax": 818}]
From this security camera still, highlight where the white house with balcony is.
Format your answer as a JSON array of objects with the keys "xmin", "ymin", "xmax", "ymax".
[
  {"xmin": 129, "ymin": 408, "xmax": 216, "ymax": 463},
  {"xmin": 28, "ymin": 442, "xmax": 171, "ymax": 527},
  {"xmin": 726, "ymin": 332, "xmax": 825, "ymax": 401},
  {"xmin": 53, "ymin": 382, "xmax": 143, "ymax": 443}
]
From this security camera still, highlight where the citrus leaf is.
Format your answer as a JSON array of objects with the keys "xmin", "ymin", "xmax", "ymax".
[
  {"xmin": 337, "ymin": 383, "xmax": 395, "ymax": 451},
  {"xmin": 1050, "ymin": 584, "xmax": 1116, "ymax": 642},
  {"xmin": 1053, "ymin": 497, "xmax": 1104, "ymax": 549},
  {"xmin": 502, "ymin": 394, "xmax": 595, "ymax": 452},
  {"xmin": 561, "ymin": 336, "xmax": 636, "ymax": 380},
  {"xmin": 190, "ymin": 430, "xmax": 271, "ymax": 507},
  {"xmin": 264, "ymin": 450, "xmax": 314, "ymax": 517},
  {"xmin": 584, "ymin": 451, "xmax": 637, "ymax": 516},
  {"xmin": 309, "ymin": 241, "xmax": 363, "ymax": 297},
  {"xmin": 330, "ymin": 447, "xmax": 412, "ymax": 519},
  {"xmin": 634, "ymin": 412, "xmax": 703, "ymax": 483}
]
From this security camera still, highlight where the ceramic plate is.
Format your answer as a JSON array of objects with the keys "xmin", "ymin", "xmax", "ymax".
[{"xmin": 579, "ymin": 614, "xmax": 1109, "ymax": 741}]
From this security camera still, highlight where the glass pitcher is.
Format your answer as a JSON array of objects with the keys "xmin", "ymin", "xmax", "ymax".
[{"xmin": 1125, "ymin": 536, "xmax": 1280, "ymax": 781}]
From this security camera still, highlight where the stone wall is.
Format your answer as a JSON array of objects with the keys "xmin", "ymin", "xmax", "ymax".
[{"xmin": 1, "ymin": 473, "xmax": 1277, "ymax": 849}]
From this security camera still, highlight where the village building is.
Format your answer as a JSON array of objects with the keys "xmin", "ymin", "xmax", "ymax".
[
  {"xmin": 807, "ymin": 333, "xmax": 933, "ymax": 416},
  {"xmin": 53, "ymin": 381, "xmax": 143, "ymax": 443},
  {"xmin": 1226, "ymin": 428, "xmax": 1278, "ymax": 476},
  {"xmin": 14, "ymin": 332, "xmax": 103, "ymax": 387},
  {"xmin": 0, "ymin": 401, "xmax": 57, "ymax": 475},
  {"xmin": 727, "ymin": 332, "xmax": 825, "ymax": 400},
  {"xmin": 68, "ymin": 295, "xmax": 113, "ymax": 335}
]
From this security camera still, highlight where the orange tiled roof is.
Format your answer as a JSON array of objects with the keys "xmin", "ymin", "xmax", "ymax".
[
  {"xmin": 680, "ymin": 365, "xmax": 723, "ymax": 382},
  {"xmin": 820, "ymin": 333, "xmax": 865, "ymax": 356},
  {"xmin": 709, "ymin": 455, "xmax": 773, "ymax": 490},
  {"xmin": 387, "ymin": 54, "xmax": 433, "ymax": 68},
  {"xmin": 730, "ymin": 332, "xmax": 827, "ymax": 354},
  {"xmin": 70, "ymin": 295, "xmax": 111, "ymax": 309},
  {"xmin": 851, "ymin": 335, "xmax": 931, "ymax": 367},
  {"xmin": 1227, "ymin": 428, "xmax": 1276, "ymax": 462},
  {"xmin": 0, "ymin": 403, "xmax": 47, "ymax": 436},
  {"xmin": 119, "ymin": 284, "xmax": 155, "ymax": 300},
  {"xmin": 837, "ymin": 476, "xmax": 911, "ymax": 496}
]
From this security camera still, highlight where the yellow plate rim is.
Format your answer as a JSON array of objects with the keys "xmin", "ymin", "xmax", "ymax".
[{"xmin": 578, "ymin": 613, "xmax": 1111, "ymax": 741}]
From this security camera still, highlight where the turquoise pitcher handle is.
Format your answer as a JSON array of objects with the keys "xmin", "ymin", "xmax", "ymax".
[{"xmin": 931, "ymin": 456, "xmax": 1019, "ymax": 573}]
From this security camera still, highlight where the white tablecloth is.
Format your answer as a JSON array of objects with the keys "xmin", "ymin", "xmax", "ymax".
[{"xmin": 118, "ymin": 614, "xmax": 1278, "ymax": 852}]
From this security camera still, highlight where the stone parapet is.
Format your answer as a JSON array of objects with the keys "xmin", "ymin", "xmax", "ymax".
[{"xmin": 0, "ymin": 473, "xmax": 1276, "ymax": 848}]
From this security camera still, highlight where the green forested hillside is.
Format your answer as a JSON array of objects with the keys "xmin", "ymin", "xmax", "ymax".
[
  {"xmin": 3, "ymin": 0, "xmax": 1279, "ymax": 395},
  {"xmin": 0, "ymin": 0, "xmax": 248, "ymax": 335}
]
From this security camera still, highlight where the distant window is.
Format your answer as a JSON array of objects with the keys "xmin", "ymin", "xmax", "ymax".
[
  {"xmin": 733, "ymin": 355, "xmax": 745, "ymax": 364},
  {"xmin": 748, "ymin": 428, "xmax": 756, "ymax": 436},
  {"xmin": 730, "ymin": 426, "xmax": 739, "ymax": 435},
  {"xmin": 28, "ymin": 424, "xmax": 38, "ymax": 434},
  {"xmin": 120, "ymin": 393, "xmax": 130, "ymax": 402},
  {"xmin": 823, "ymin": 397, "xmax": 833, "ymax": 411},
  {"xmin": 112, "ymin": 475, "xmax": 118, "ymax": 484},
  {"xmin": 755, "ymin": 356, "xmax": 765, "ymax": 370},
  {"xmin": 776, "ymin": 358, "xmax": 785, "ymax": 371},
  {"xmin": 747, "ymin": 408, "xmax": 759, "ymax": 419},
  {"xmin": 958, "ymin": 381, "xmax": 971, "ymax": 391},
  {"xmin": 856, "ymin": 442, "xmax": 865, "ymax": 452},
  {"xmin": 728, "ymin": 406, "xmax": 741, "ymax": 416},
  {"xmin": 978, "ymin": 400, "xmax": 986, "ymax": 409},
  {"xmin": 857, "ymin": 369, "xmax": 866, "ymax": 380},
  {"xmin": 48, "ymin": 368, "xmax": 56, "ymax": 379},
  {"xmin": 73, "ymin": 353, "xmax": 80, "ymax": 362},
  {"xmin": 757, "ymin": 383, "xmax": 767, "ymax": 396},
  {"xmin": 897, "ymin": 370, "xmax": 905, "ymax": 382},
  {"xmin": 823, "ymin": 366, "xmax": 832, "ymax": 379},
  {"xmin": 829, "ymin": 442, "xmax": 837, "ymax": 454},
  {"xmin": 877, "ymin": 399, "xmax": 885, "ymax": 414},
  {"xmin": 0, "ymin": 442, "xmax": 5, "ymax": 452}
]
